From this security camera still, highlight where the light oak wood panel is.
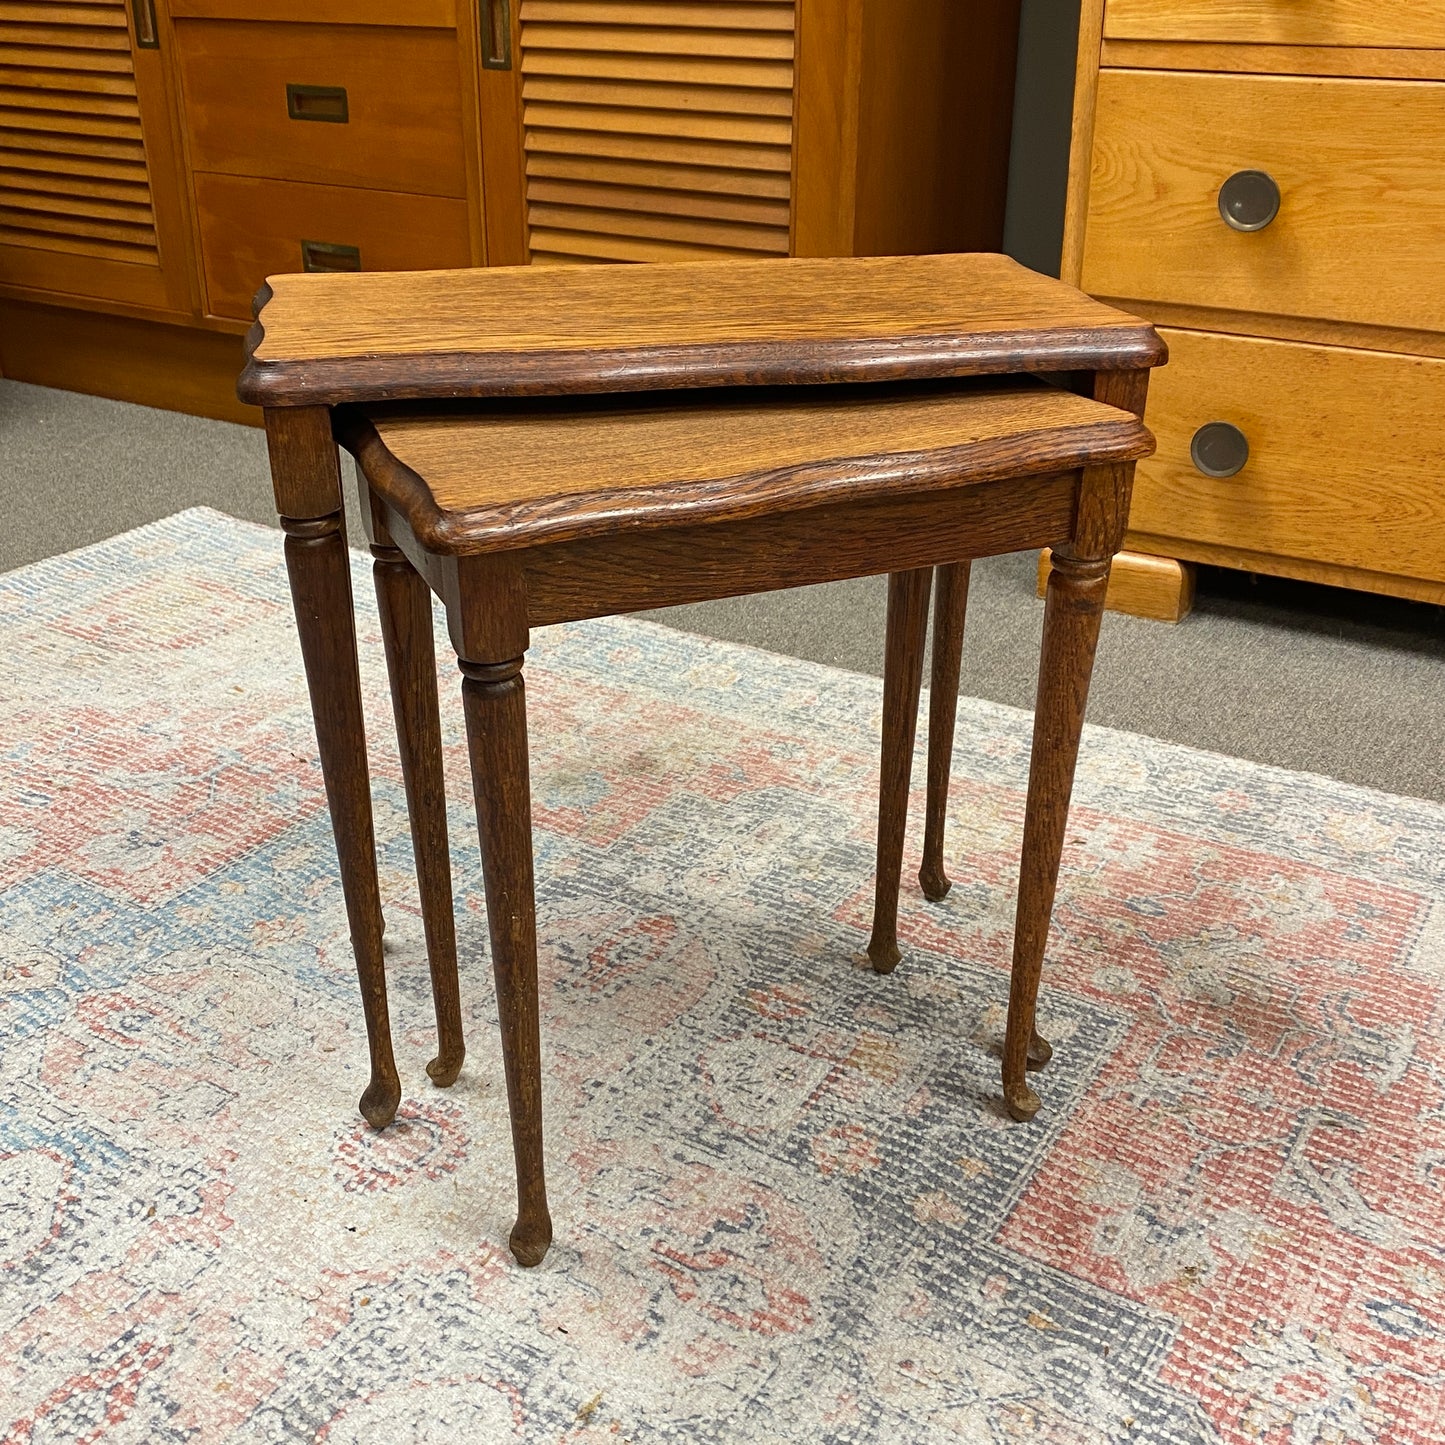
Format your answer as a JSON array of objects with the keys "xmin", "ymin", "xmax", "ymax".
[
  {"xmin": 351, "ymin": 382, "xmax": 1149, "ymax": 550},
  {"xmin": 1103, "ymin": 0, "xmax": 1445, "ymax": 50},
  {"xmin": 1101, "ymin": 39, "xmax": 1445, "ymax": 80},
  {"xmin": 173, "ymin": 19, "xmax": 467, "ymax": 197},
  {"xmin": 1125, "ymin": 530, "xmax": 1445, "ymax": 606},
  {"xmin": 194, "ymin": 172, "xmax": 472, "ymax": 323},
  {"xmin": 1082, "ymin": 69, "xmax": 1445, "ymax": 336},
  {"xmin": 1129, "ymin": 328, "xmax": 1445, "ymax": 584},
  {"xmin": 517, "ymin": 0, "xmax": 794, "ymax": 263},
  {"xmin": 241, "ymin": 251, "xmax": 1164, "ymax": 408}
]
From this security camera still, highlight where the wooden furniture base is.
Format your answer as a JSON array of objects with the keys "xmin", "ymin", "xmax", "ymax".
[
  {"xmin": 0, "ymin": 302, "xmax": 257, "ymax": 427},
  {"xmin": 1038, "ymin": 546, "xmax": 1196, "ymax": 622},
  {"xmin": 243, "ymin": 252, "xmax": 1164, "ymax": 1265}
]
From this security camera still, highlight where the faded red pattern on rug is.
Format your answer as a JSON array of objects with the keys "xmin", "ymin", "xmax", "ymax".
[{"xmin": 0, "ymin": 510, "xmax": 1441, "ymax": 1444}]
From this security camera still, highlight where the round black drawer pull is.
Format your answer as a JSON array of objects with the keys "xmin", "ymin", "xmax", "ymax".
[
  {"xmin": 1191, "ymin": 421, "xmax": 1250, "ymax": 478},
  {"xmin": 1218, "ymin": 170, "xmax": 1280, "ymax": 232}
]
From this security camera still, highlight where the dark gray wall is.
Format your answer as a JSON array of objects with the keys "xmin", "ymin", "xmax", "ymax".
[{"xmin": 1002, "ymin": 0, "xmax": 1082, "ymax": 276}]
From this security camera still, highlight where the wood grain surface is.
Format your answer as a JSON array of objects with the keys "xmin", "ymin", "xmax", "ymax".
[
  {"xmin": 1102, "ymin": 0, "xmax": 1445, "ymax": 50},
  {"xmin": 174, "ymin": 19, "xmax": 468, "ymax": 198},
  {"xmin": 239, "ymin": 252, "xmax": 1164, "ymax": 405},
  {"xmin": 1038, "ymin": 546, "xmax": 1196, "ymax": 623},
  {"xmin": 1100, "ymin": 39, "xmax": 1445, "ymax": 80},
  {"xmin": 342, "ymin": 382, "xmax": 1152, "ymax": 552},
  {"xmin": 195, "ymin": 173, "xmax": 472, "ymax": 322},
  {"xmin": 1082, "ymin": 70, "xmax": 1445, "ymax": 336},
  {"xmin": 1127, "ymin": 327, "xmax": 1445, "ymax": 583}
]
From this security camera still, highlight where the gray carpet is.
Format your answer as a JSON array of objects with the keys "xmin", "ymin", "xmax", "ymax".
[{"xmin": 5, "ymin": 377, "xmax": 1443, "ymax": 802}]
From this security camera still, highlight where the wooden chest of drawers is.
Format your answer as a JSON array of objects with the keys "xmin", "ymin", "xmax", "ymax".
[{"xmin": 1060, "ymin": 0, "xmax": 1445, "ymax": 617}]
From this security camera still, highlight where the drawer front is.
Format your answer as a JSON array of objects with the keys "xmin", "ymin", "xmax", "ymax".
[
  {"xmin": 196, "ymin": 173, "xmax": 472, "ymax": 322},
  {"xmin": 1128, "ymin": 328, "xmax": 1445, "ymax": 584},
  {"xmin": 176, "ymin": 20, "xmax": 467, "ymax": 197},
  {"xmin": 1082, "ymin": 69, "xmax": 1445, "ymax": 335},
  {"xmin": 1104, "ymin": 0, "xmax": 1445, "ymax": 50}
]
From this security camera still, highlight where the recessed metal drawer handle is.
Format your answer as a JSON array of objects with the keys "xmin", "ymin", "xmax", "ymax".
[
  {"xmin": 1191, "ymin": 421, "xmax": 1249, "ymax": 478},
  {"xmin": 1218, "ymin": 170, "xmax": 1280, "ymax": 232},
  {"xmin": 301, "ymin": 240, "xmax": 361, "ymax": 273},
  {"xmin": 131, "ymin": 0, "xmax": 158, "ymax": 48},
  {"xmin": 480, "ymin": 0, "xmax": 512, "ymax": 69},
  {"xmin": 286, "ymin": 83, "xmax": 349, "ymax": 123}
]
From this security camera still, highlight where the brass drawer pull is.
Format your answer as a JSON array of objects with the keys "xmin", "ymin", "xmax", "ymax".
[
  {"xmin": 480, "ymin": 0, "xmax": 512, "ymax": 69},
  {"xmin": 1218, "ymin": 169, "xmax": 1280, "ymax": 232},
  {"xmin": 286, "ymin": 84, "xmax": 349, "ymax": 124},
  {"xmin": 301, "ymin": 239, "xmax": 361, "ymax": 273},
  {"xmin": 1191, "ymin": 421, "xmax": 1249, "ymax": 478}
]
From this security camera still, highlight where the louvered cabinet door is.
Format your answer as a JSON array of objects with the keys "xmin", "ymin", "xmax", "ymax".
[
  {"xmin": 0, "ymin": 0, "xmax": 192, "ymax": 314},
  {"xmin": 516, "ymin": 0, "xmax": 796, "ymax": 263}
]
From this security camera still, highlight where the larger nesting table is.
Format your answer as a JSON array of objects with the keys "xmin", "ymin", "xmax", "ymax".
[{"xmin": 239, "ymin": 254, "xmax": 1164, "ymax": 1265}]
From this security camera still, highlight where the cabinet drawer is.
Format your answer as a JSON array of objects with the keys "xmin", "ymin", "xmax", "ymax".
[
  {"xmin": 175, "ymin": 20, "xmax": 467, "ymax": 197},
  {"xmin": 1128, "ymin": 328, "xmax": 1445, "ymax": 584},
  {"xmin": 1104, "ymin": 0, "xmax": 1445, "ymax": 50},
  {"xmin": 195, "ymin": 173, "xmax": 472, "ymax": 322},
  {"xmin": 1082, "ymin": 70, "xmax": 1445, "ymax": 335}
]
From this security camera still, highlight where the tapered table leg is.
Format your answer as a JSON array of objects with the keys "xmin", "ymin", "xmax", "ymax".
[
  {"xmin": 373, "ymin": 541, "xmax": 465, "ymax": 1088},
  {"xmin": 919, "ymin": 561, "xmax": 971, "ymax": 902},
  {"xmin": 867, "ymin": 568, "xmax": 932, "ymax": 975},
  {"xmin": 282, "ymin": 512, "xmax": 400, "ymax": 1129},
  {"xmin": 460, "ymin": 654, "xmax": 552, "ymax": 1267},
  {"xmin": 1002, "ymin": 549, "xmax": 1110, "ymax": 1122}
]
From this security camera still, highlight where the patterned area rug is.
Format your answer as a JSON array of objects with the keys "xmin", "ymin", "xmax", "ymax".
[{"xmin": 2, "ymin": 509, "xmax": 1443, "ymax": 1444}]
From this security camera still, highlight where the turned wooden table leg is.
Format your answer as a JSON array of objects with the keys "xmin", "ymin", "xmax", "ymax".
[
  {"xmin": 919, "ymin": 561, "xmax": 971, "ymax": 902},
  {"xmin": 1002, "ymin": 547, "xmax": 1110, "ymax": 1122},
  {"xmin": 867, "ymin": 567, "xmax": 932, "ymax": 975},
  {"xmin": 267, "ymin": 408, "xmax": 399, "ymax": 1130},
  {"xmin": 460, "ymin": 654, "xmax": 553, "ymax": 1267},
  {"xmin": 372, "ymin": 538, "xmax": 465, "ymax": 1088}
]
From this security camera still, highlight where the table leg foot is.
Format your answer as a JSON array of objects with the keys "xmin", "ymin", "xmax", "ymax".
[
  {"xmin": 868, "ymin": 568, "xmax": 932, "ymax": 977},
  {"xmin": 1004, "ymin": 1082, "xmax": 1041, "ymax": 1123},
  {"xmin": 282, "ymin": 511, "xmax": 400, "ymax": 1131},
  {"xmin": 373, "ymin": 538, "xmax": 466, "ymax": 1090},
  {"xmin": 1001, "ymin": 550, "xmax": 1109, "ymax": 1121},
  {"xmin": 920, "ymin": 562, "xmax": 970, "ymax": 905},
  {"xmin": 461, "ymin": 654, "xmax": 553, "ymax": 1267},
  {"xmin": 1028, "ymin": 1028, "xmax": 1053, "ymax": 1071}
]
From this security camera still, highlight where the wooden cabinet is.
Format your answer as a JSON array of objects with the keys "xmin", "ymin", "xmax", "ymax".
[
  {"xmin": 0, "ymin": 0, "xmax": 1019, "ymax": 419},
  {"xmin": 1060, "ymin": 0, "xmax": 1445, "ymax": 616},
  {"xmin": 483, "ymin": 0, "xmax": 1019, "ymax": 265},
  {"xmin": 0, "ymin": 0, "xmax": 194, "ymax": 314}
]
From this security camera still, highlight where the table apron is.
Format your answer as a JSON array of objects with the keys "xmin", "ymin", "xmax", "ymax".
[{"xmin": 372, "ymin": 469, "xmax": 1080, "ymax": 636}]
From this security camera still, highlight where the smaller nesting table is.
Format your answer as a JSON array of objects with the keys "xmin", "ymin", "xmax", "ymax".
[{"xmin": 240, "ymin": 254, "xmax": 1164, "ymax": 1266}]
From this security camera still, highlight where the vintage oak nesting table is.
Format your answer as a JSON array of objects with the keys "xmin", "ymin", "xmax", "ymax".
[{"xmin": 238, "ymin": 253, "xmax": 1164, "ymax": 1266}]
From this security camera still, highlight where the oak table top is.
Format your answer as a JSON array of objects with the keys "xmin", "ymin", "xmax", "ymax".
[
  {"xmin": 340, "ymin": 381, "xmax": 1152, "ymax": 553},
  {"xmin": 239, "ymin": 252, "xmax": 1166, "ymax": 407}
]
